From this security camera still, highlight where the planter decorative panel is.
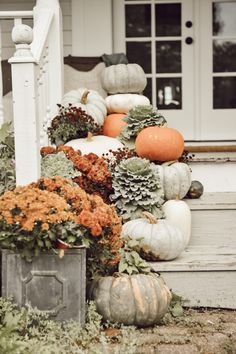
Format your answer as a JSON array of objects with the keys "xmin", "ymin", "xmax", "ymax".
[{"xmin": 1, "ymin": 249, "xmax": 86, "ymax": 324}]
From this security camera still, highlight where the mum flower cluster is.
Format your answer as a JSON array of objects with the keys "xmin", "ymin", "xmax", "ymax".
[
  {"xmin": 40, "ymin": 146, "xmax": 113, "ymax": 203},
  {"xmin": 0, "ymin": 176, "xmax": 122, "ymax": 269}
]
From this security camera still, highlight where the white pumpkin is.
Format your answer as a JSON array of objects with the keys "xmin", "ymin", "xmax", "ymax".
[
  {"xmin": 105, "ymin": 94, "xmax": 150, "ymax": 114},
  {"xmin": 61, "ymin": 88, "xmax": 107, "ymax": 126},
  {"xmin": 162, "ymin": 200, "xmax": 191, "ymax": 248},
  {"xmin": 65, "ymin": 132, "xmax": 124, "ymax": 157},
  {"xmin": 121, "ymin": 212, "xmax": 185, "ymax": 261},
  {"xmin": 101, "ymin": 63, "xmax": 147, "ymax": 94},
  {"xmin": 157, "ymin": 161, "xmax": 191, "ymax": 200}
]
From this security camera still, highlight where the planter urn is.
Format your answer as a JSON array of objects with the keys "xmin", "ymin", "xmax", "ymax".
[{"xmin": 1, "ymin": 249, "xmax": 86, "ymax": 324}]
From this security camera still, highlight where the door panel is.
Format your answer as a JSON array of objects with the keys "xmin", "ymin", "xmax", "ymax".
[
  {"xmin": 119, "ymin": 0, "xmax": 236, "ymax": 141},
  {"xmin": 200, "ymin": 0, "xmax": 236, "ymax": 140},
  {"xmin": 156, "ymin": 0, "xmax": 195, "ymax": 139}
]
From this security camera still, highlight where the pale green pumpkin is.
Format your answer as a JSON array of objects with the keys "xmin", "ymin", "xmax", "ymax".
[{"xmin": 90, "ymin": 273, "xmax": 171, "ymax": 327}]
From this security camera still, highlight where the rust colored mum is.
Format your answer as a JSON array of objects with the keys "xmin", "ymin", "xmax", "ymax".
[
  {"xmin": 30, "ymin": 176, "xmax": 122, "ymax": 265},
  {"xmin": 41, "ymin": 146, "xmax": 113, "ymax": 203}
]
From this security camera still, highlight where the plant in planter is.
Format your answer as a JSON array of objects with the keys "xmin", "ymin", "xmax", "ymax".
[
  {"xmin": 41, "ymin": 150, "xmax": 81, "ymax": 180},
  {"xmin": 0, "ymin": 176, "xmax": 123, "ymax": 273},
  {"xmin": 47, "ymin": 105, "xmax": 101, "ymax": 146},
  {"xmin": 40, "ymin": 146, "xmax": 113, "ymax": 204},
  {"xmin": 0, "ymin": 176, "xmax": 123, "ymax": 323},
  {"xmin": 110, "ymin": 156, "xmax": 164, "ymax": 220}
]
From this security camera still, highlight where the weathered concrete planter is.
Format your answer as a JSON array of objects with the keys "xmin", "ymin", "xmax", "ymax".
[{"xmin": 1, "ymin": 249, "xmax": 86, "ymax": 324}]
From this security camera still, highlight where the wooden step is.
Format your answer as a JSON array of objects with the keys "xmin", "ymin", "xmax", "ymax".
[{"xmin": 150, "ymin": 193, "xmax": 236, "ymax": 309}]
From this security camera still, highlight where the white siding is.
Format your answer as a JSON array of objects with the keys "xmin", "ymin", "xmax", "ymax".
[
  {"xmin": 0, "ymin": 0, "xmax": 72, "ymax": 60},
  {"xmin": 71, "ymin": 0, "xmax": 112, "ymax": 56}
]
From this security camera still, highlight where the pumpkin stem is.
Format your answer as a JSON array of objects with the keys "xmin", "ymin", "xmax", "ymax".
[
  {"xmin": 80, "ymin": 90, "xmax": 90, "ymax": 104},
  {"xmin": 142, "ymin": 211, "xmax": 158, "ymax": 224},
  {"xmin": 87, "ymin": 132, "xmax": 93, "ymax": 141}
]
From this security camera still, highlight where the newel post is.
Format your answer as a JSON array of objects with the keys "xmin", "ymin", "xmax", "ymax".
[{"xmin": 9, "ymin": 24, "xmax": 40, "ymax": 186}]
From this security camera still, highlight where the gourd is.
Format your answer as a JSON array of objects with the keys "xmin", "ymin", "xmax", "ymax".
[
  {"xmin": 103, "ymin": 113, "xmax": 127, "ymax": 138},
  {"xmin": 61, "ymin": 88, "xmax": 107, "ymax": 126},
  {"xmin": 105, "ymin": 94, "xmax": 150, "ymax": 114},
  {"xmin": 101, "ymin": 63, "xmax": 147, "ymax": 94},
  {"xmin": 135, "ymin": 126, "xmax": 184, "ymax": 161},
  {"xmin": 90, "ymin": 272, "xmax": 171, "ymax": 327},
  {"xmin": 162, "ymin": 199, "xmax": 191, "ymax": 247},
  {"xmin": 158, "ymin": 161, "xmax": 191, "ymax": 200},
  {"xmin": 187, "ymin": 180, "xmax": 204, "ymax": 199},
  {"xmin": 121, "ymin": 212, "xmax": 185, "ymax": 261},
  {"xmin": 65, "ymin": 132, "xmax": 124, "ymax": 157}
]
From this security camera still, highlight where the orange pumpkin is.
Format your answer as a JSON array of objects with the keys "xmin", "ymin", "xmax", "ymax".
[
  {"xmin": 135, "ymin": 126, "xmax": 184, "ymax": 161},
  {"xmin": 103, "ymin": 113, "xmax": 127, "ymax": 138}
]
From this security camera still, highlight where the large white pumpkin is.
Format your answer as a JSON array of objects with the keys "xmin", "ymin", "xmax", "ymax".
[
  {"xmin": 101, "ymin": 63, "xmax": 147, "ymax": 94},
  {"xmin": 157, "ymin": 162, "xmax": 191, "ymax": 200},
  {"xmin": 121, "ymin": 212, "xmax": 185, "ymax": 261},
  {"xmin": 61, "ymin": 88, "xmax": 107, "ymax": 126},
  {"xmin": 65, "ymin": 133, "xmax": 124, "ymax": 157},
  {"xmin": 162, "ymin": 199, "xmax": 191, "ymax": 248},
  {"xmin": 105, "ymin": 94, "xmax": 150, "ymax": 114}
]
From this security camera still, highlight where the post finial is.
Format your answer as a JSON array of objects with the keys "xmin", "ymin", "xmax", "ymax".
[{"xmin": 11, "ymin": 24, "xmax": 33, "ymax": 58}]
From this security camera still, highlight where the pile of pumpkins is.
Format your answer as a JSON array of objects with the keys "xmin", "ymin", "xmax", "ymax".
[{"xmin": 60, "ymin": 63, "xmax": 201, "ymax": 326}]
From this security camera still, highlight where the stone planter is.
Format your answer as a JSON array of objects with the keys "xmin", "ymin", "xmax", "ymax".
[{"xmin": 1, "ymin": 249, "xmax": 86, "ymax": 324}]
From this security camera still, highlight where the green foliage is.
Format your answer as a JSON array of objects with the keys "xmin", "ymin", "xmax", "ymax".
[
  {"xmin": 0, "ymin": 123, "xmax": 15, "ymax": 195},
  {"xmin": 119, "ymin": 238, "xmax": 151, "ymax": 275},
  {"xmin": 0, "ymin": 298, "xmax": 137, "ymax": 354},
  {"xmin": 0, "ymin": 219, "xmax": 89, "ymax": 262},
  {"xmin": 119, "ymin": 105, "xmax": 166, "ymax": 144},
  {"xmin": 48, "ymin": 105, "xmax": 101, "ymax": 146},
  {"xmin": 41, "ymin": 151, "xmax": 81, "ymax": 179},
  {"xmin": 163, "ymin": 292, "xmax": 184, "ymax": 324},
  {"xmin": 111, "ymin": 157, "xmax": 164, "ymax": 220}
]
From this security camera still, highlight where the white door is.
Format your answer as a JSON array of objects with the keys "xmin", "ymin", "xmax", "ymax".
[
  {"xmin": 199, "ymin": 0, "xmax": 236, "ymax": 140},
  {"xmin": 113, "ymin": 0, "xmax": 236, "ymax": 141}
]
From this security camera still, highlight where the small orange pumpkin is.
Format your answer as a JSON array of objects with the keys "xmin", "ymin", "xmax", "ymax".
[
  {"xmin": 135, "ymin": 126, "xmax": 184, "ymax": 161},
  {"xmin": 103, "ymin": 113, "xmax": 127, "ymax": 138}
]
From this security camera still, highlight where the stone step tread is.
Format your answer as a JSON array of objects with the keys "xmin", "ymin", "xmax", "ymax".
[
  {"xmin": 185, "ymin": 192, "xmax": 236, "ymax": 209},
  {"xmin": 150, "ymin": 246, "xmax": 236, "ymax": 272}
]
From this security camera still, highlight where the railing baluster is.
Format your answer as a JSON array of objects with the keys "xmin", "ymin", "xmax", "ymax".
[{"xmin": 0, "ymin": 0, "xmax": 63, "ymax": 185}]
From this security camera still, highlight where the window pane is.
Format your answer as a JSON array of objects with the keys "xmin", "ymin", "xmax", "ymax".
[
  {"xmin": 213, "ymin": 40, "xmax": 236, "ymax": 72},
  {"xmin": 143, "ymin": 78, "xmax": 152, "ymax": 104},
  {"xmin": 156, "ymin": 41, "xmax": 181, "ymax": 73},
  {"xmin": 156, "ymin": 78, "xmax": 182, "ymax": 110},
  {"xmin": 213, "ymin": 2, "xmax": 236, "ymax": 36},
  {"xmin": 155, "ymin": 3, "xmax": 181, "ymax": 36},
  {"xmin": 126, "ymin": 41, "xmax": 151, "ymax": 73},
  {"xmin": 213, "ymin": 77, "xmax": 236, "ymax": 108},
  {"xmin": 125, "ymin": 4, "xmax": 151, "ymax": 37}
]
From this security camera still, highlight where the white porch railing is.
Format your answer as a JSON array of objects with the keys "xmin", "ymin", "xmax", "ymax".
[{"xmin": 0, "ymin": 0, "xmax": 63, "ymax": 186}]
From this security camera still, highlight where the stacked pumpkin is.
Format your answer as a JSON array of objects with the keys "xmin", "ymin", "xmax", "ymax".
[
  {"xmin": 45, "ymin": 64, "xmax": 203, "ymax": 327},
  {"xmin": 102, "ymin": 97, "xmax": 193, "ymax": 262},
  {"xmin": 101, "ymin": 63, "xmax": 150, "ymax": 139},
  {"xmin": 60, "ymin": 88, "xmax": 124, "ymax": 156}
]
